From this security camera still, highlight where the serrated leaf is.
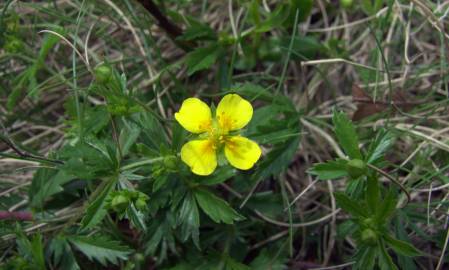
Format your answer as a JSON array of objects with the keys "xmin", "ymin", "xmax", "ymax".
[
  {"xmin": 366, "ymin": 129, "xmax": 395, "ymax": 164},
  {"xmin": 80, "ymin": 178, "xmax": 116, "ymax": 230},
  {"xmin": 308, "ymin": 159, "xmax": 349, "ymax": 180},
  {"xmin": 194, "ymin": 188, "xmax": 243, "ymax": 224},
  {"xmin": 69, "ymin": 235, "xmax": 131, "ymax": 266},
  {"xmin": 49, "ymin": 236, "xmax": 80, "ymax": 270},
  {"xmin": 178, "ymin": 192, "xmax": 200, "ymax": 247},
  {"xmin": 334, "ymin": 192, "xmax": 368, "ymax": 218},
  {"xmin": 384, "ymin": 234, "xmax": 421, "ymax": 257},
  {"xmin": 332, "ymin": 110, "xmax": 362, "ymax": 159},
  {"xmin": 29, "ymin": 168, "xmax": 75, "ymax": 208},
  {"xmin": 185, "ymin": 44, "xmax": 222, "ymax": 75}
]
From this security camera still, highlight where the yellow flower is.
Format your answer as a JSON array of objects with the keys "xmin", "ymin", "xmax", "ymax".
[{"xmin": 175, "ymin": 94, "xmax": 262, "ymax": 176}]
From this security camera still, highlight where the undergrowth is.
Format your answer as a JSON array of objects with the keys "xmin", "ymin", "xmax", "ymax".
[{"xmin": 0, "ymin": 0, "xmax": 448, "ymax": 269}]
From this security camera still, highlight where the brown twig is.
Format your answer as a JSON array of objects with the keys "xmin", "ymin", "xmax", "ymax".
[
  {"xmin": 0, "ymin": 135, "xmax": 64, "ymax": 165},
  {"xmin": 135, "ymin": 0, "xmax": 195, "ymax": 51}
]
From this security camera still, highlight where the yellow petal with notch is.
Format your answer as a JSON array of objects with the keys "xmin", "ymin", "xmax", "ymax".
[
  {"xmin": 175, "ymin": 98, "xmax": 212, "ymax": 133},
  {"xmin": 224, "ymin": 136, "xmax": 261, "ymax": 170},
  {"xmin": 216, "ymin": 94, "xmax": 253, "ymax": 132},
  {"xmin": 181, "ymin": 139, "xmax": 217, "ymax": 176}
]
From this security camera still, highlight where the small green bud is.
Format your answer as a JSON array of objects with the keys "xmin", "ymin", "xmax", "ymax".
[
  {"xmin": 135, "ymin": 198, "xmax": 147, "ymax": 211},
  {"xmin": 361, "ymin": 228, "xmax": 378, "ymax": 246},
  {"xmin": 346, "ymin": 159, "xmax": 367, "ymax": 179},
  {"xmin": 94, "ymin": 64, "xmax": 112, "ymax": 84},
  {"xmin": 340, "ymin": 0, "xmax": 353, "ymax": 8},
  {"xmin": 163, "ymin": 155, "xmax": 177, "ymax": 171},
  {"xmin": 362, "ymin": 218, "xmax": 375, "ymax": 228},
  {"xmin": 111, "ymin": 194, "xmax": 129, "ymax": 212},
  {"xmin": 218, "ymin": 32, "xmax": 235, "ymax": 46}
]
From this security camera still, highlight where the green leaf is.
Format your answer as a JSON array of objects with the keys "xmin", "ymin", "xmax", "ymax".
[
  {"xmin": 224, "ymin": 255, "xmax": 251, "ymax": 270},
  {"xmin": 49, "ymin": 236, "xmax": 80, "ymax": 270},
  {"xmin": 384, "ymin": 234, "xmax": 421, "ymax": 257},
  {"xmin": 334, "ymin": 192, "xmax": 368, "ymax": 218},
  {"xmin": 197, "ymin": 166, "xmax": 235, "ymax": 185},
  {"xmin": 15, "ymin": 233, "xmax": 46, "ymax": 270},
  {"xmin": 119, "ymin": 121, "xmax": 141, "ymax": 156},
  {"xmin": 80, "ymin": 178, "xmax": 117, "ymax": 230},
  {"xmin": 185, "ymin": 44, "xmax": 222, "ymax": 75},
  {"xmin": 378, "ymin": 240, "xmax": 399, "ymax": 270},
  {"xmin": 178, "ymin": 20, "xmax": 216, "ymax": 41},
  {"xmin": 29, "ymin": 168, "xmax": 75, "ymax": 208},
  {"xmin": 69, "ymin": 235, "xmax": 132, "ymax": 266},
  {"xmin": 250, "ymin": 248, "xmax": 287, "ymax": 270},
  {"xmin": 255, "ymin": 136, "xmax": 300, "ymax": 180},
  {"xmin": 366, "ymin": 129, "xmax": 395, "ymax": 164},
  {"xmin": 194, "ymin": 188, "xmax": 243, "ymax": 224},
  {"xmin": 178, "ymin": 192, "xmax": 200, "ymax": 247},
  {"xmin": 30, "ymin": 235, "xmax": 46, "ymax": 270},
  {"xmin": 308, "ymin": 159, "xmax": 349, "ymax": 180},
  {"xmin": 256, "ymin": 4, "xmax": 290, "ymax": 33},
  {"xmin": 375, "ymin": 189, "xmax": 397, "ymax": 223},
  {"xmin": 354, "ymin": 246, "xmax": 377, "ymax": 270},
  {"xmin": 366, "ymin": 175, "xmax": 380, "ymax": 214},
  {"xmin": 332, "ymin": 110, "xmax": 362, "ymax": 159},
  {"xmin": 59, "ymin": 141, "xmax": 115, "ymax": 179}
]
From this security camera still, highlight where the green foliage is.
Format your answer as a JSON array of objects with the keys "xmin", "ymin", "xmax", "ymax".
[
  {"xmin": 332, "ymin": 109, "xmax": 363, "ymax": 159},
  {"xmin": 185, "ymin": 45, "xmax": 223, "ymax": 75},
  {"xmin": 1, "ymin": 2, "xmax": 440, "ymax": 270},
  {"xmin": 194, "ymin": 188, "xmax": 243, "ymax": 224},
  {"xmin": 80, "ymin": 178, "xmax": 117, "ymax": 230},
  {"xmin": 68, "ymin": 235, "xmax": 132, "ymax": 266}
]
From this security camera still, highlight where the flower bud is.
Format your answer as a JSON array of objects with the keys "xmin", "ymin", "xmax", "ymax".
[
  {"xmin": 346, "ymin": 159, "xmax": 367, "ymax": 179},
  {"xmin": 135, "ymin": 198, "xmax": 147, "ymax": 211},
  {"xmin": 111, "ymin": 194, "xmax": 129, "ymax": 212},
  {"xmin": 163, "ymin": 155, "xmax": 177, "ymax": 171},
  {"xmin": 361, "ymin": 228, "xmax": 378, "ymax": 246},
  {"xmin": 94, "ymin": 64, "xmax": 112, "ymax": 84}
]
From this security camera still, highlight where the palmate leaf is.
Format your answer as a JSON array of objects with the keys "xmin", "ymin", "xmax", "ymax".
[
  {"xmin": 332, "ymin": 110, "xmax": 362, "ymax": 159},
  {"xmin": 194, "ymin": 188, "xmax": 243, "ymax": 224},
  {"xmin": 68, "ymin": 235, "xmax": 132, "ymax": 266}
]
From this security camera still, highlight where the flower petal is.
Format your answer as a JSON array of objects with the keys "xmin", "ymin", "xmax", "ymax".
[
  {"xmin": 181, "ymin": 139, "xmax": 217, "ymax": 175},
  {"xmin": 216, "ymin": 94, "xmax": 253, "ymax": 132},
  {"xmin": 224, "ymin": 136, "xmax": 261, "ymax": 170},
  {"xmin": 175, "ymin": 98, "xmax": 212, "ymax": 133}
]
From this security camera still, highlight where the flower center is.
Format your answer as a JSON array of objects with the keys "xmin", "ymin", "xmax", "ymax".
[{"xmin": 206, "ymin": 119, "xmax": 229, "ymax": 148}]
